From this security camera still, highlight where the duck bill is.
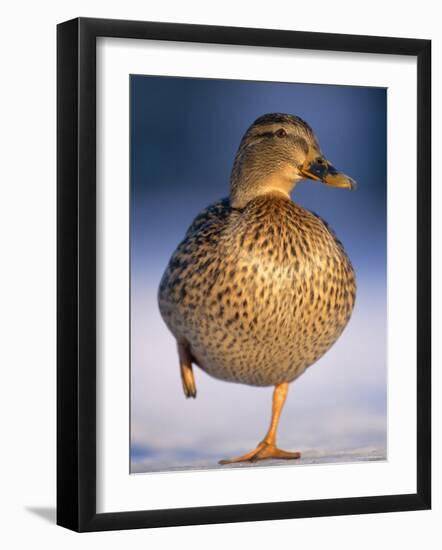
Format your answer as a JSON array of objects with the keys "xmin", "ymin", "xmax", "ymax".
[{"xmin": 300, "ymin": 160, "xmax": 357, "ymax": 190}]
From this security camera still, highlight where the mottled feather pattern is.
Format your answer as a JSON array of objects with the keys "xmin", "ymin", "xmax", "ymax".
[{"xmin": 158, "ymin": 194, "xmax": 356, "ymax": 387}]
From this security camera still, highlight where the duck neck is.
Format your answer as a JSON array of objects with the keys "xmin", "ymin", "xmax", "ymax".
[{"xmin": 230, "ymin": 163, "xmax": 298, "ymax": 209}]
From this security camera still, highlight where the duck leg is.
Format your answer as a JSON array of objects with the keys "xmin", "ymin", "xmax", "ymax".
[
  {"xmin": 178, "ymin": 341, "xmax": 197, "ymax": 398},
  {"xmin": 219, "ymin": 382, "xmax": 301, "ymax": 464}
]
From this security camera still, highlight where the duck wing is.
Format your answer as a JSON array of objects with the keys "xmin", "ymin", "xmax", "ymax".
[{"xmin": 184, "ymin": 197, "xmax": 232, "ymax": 238}]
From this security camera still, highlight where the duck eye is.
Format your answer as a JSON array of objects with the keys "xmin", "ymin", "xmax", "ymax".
[
  {"xmin": 276, "ymin": 128, "xmax": 287, "ymax": 138},
  {"xmin": 316, "ymin": 158, "xmax": 324, "ymax": 164}
]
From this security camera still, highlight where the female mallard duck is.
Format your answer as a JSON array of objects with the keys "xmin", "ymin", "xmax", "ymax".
[{"xmin": 158, "ymin": 113, "xmax": 356, "ymax": 464}]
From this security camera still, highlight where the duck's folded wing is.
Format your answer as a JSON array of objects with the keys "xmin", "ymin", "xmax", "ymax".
[{"xmin": 184, "ymin": 197, "xmax": 231, "ymax": 238}]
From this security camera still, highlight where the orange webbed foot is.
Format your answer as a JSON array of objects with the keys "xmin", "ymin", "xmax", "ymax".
[
  {"xmin": 178, "ymin": 342, "xmax": 197, "ymax": 398},
  {"xmin": 219, "ymin": 441, "xmax": 301, "ymax": 465},
  {"xmin": 181, "ymin": 364, "xmax": 197, "ymax": 398}
]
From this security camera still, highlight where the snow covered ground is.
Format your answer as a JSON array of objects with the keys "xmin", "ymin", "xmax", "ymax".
[{"xmin": 131, "ymin": 446, "xmax": 386, "ymax": 474}]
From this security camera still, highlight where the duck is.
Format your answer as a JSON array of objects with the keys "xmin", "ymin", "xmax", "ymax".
[{"xmin": 158, "ymin": 113, "xmax": 357, "ymax": 464}]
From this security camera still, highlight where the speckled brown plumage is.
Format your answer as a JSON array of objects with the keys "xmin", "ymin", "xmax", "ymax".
[{"xmin": 159, "ymin": 193, "xmax": 356, "ymax": 387}]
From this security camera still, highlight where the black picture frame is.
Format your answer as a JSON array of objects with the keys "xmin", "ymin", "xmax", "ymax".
[{"xmin": 57, "ymin": 17, "xmax": 431, "ymax": 532}]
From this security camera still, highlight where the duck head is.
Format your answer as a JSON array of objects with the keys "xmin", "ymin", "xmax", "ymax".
[{"xmin": 230, "ymin": 113, "xmax": 356, "ymax": 209}]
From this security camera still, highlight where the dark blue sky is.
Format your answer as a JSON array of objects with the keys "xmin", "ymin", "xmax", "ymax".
[{"xmin": 130, "ymin": 75, "xmax": 386, "ymax": 290}]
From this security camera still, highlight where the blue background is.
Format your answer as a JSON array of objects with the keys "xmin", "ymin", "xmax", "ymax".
[{"xmin": 130, "ymin": 75, "xmax": 387, "ymax": 472}]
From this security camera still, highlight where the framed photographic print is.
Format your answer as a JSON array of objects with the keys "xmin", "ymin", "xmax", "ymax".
[{"xmin": 57, "ymin": 17, "xmax": 431, "ymax": 532}]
